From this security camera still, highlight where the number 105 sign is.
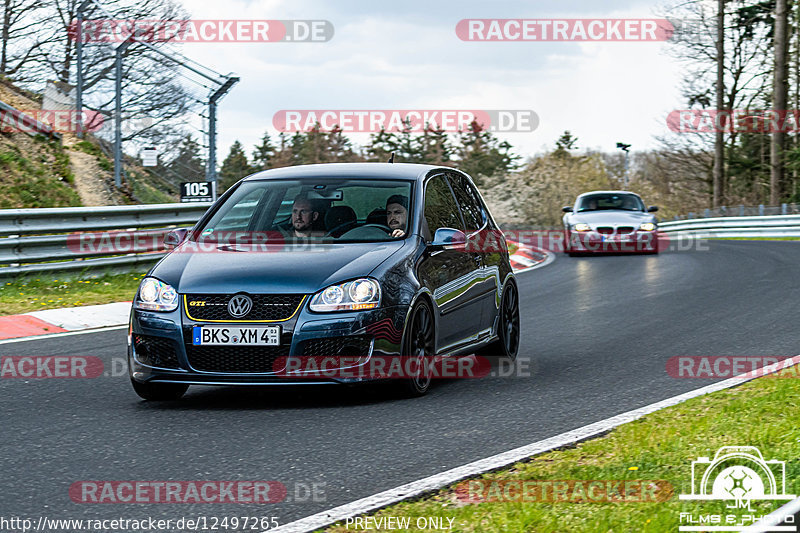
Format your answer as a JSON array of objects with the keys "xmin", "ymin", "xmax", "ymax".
[{"xmin": 180, "ymin": 181, "xmax": 216, "ymax": 203}]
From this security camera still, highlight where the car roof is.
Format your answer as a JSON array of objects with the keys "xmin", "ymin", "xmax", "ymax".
[
  {"xmin": 577, "ymin": 190, "xmax": 642, "ymax": 198},
  {"xmin": 242, "ymin": 162, "xmax": 452, "ymax": 182}
]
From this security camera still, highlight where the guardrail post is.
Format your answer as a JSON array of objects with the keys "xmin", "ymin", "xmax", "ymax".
[
  {"xmin": 739, "ymin": 205, "xmax": 744, "ymax": 216},
  {"xmin": 688, "ymin": 212, "xmax": 695, "ymax": 219},
  {"xmin": 759, "ymin": 204, "xmax": 765, "ymax": 216},
  {"xmin": 704, "ymin": 208, "xmax": 710, "ymax": 217},
  {"xmin": 782, "ymin": 203, "xmax": 788, "ymax": 215}
]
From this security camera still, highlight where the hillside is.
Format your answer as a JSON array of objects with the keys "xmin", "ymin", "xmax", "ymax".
[{"xmin": 0, "ymin": 78, "xmax": 178, "ymax": 208}]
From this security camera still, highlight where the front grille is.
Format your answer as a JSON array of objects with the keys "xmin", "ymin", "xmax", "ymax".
[
  {"xmin": 133, "ymin": 334, "xmax": 180, "ymax": 369},
  {"xmin": 182, "ymin": 328, "xmax": 292, "ymax": 373},
  {"xmin": 299, "ymin": 336, "xmax": 372, "ymax": 359},
  {"xmin": 597, "ymin": 227, "xmax": 614, "ymax": 234},
  {"xmin": 617, "ymin": 226, "xmax": 634, "ymax": 234},
  {"xmin": 184, "ymin": 294, "xmax": 305, "ymax": 322},
  {"xmin": 186, "ymin": 344, "xmax": 291, "ymax": 373}
]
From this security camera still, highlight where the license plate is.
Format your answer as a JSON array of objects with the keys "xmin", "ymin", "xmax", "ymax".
[{"xmin": 192, "ymin": 325, "xmax": 281, "ymax": 346}]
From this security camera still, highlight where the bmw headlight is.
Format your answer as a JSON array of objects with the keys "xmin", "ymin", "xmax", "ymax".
[
  {"xmin": 135, "ymin": 277, "xmax": 179, "ymax": 312},
  {"xmin": 639, "ymin": 223, "xmax": 656, "ymax": 231},
  {"xmin": 572, "ymin": 223, "xmax": 591, "ymax": 232},
  {"xmin": 309, "ymin": 278, "xmax": 381, "ymax": 312}
]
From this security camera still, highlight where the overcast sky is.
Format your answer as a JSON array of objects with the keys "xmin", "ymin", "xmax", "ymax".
[{"xmin": 177, "ymin": 0, "xmax": 685, "ymax": 160}]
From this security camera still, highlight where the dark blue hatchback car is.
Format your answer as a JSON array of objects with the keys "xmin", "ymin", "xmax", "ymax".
[{"xmin": 128, "ymin": 163, "xmax": 519, "ymax": 399}]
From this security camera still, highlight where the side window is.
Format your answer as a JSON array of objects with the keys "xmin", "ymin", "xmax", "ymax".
[
  {"xmin": 424, "ymin": 175, "xmax": 464, "ymax": 240},
  {"xmin": 207, "ymin": 187, "xmax": 266, "ymax": 232},
  {"xmin": 448, "ymin": 173, "xmax": 485, "ymax": 233}
]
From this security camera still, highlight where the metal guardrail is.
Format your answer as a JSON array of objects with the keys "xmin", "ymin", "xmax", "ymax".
[
  {"xmin": 0, "ymin": 203, "xmax": 211, "ymax": 277},
  {"xmin": 659, "ymin": 215, "xmax": 800, "ymax": 238},
  {"xmin": 0, "ymin": 99, "xmax": 61, "ymax": 140},
  {"xmin": 2, "ymin": 201, "xmax": 798, "ymax": 277},
  {"xmin": 673, "ymin": 203, "xmax": 800, "ymax": 220}
]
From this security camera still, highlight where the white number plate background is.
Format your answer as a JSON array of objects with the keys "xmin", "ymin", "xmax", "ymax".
[{"xmin": 192, "ymin": 326, "xmax": 281, "ymax": 346}]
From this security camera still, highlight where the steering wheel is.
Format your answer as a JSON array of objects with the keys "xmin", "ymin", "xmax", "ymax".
[
  {"xmin": 360, "ymin": 224, "xmax": 392, "ymax": 233},
  {"xmin": 324, "ymin": 222, "xmax": 358, "ymax": 238},
  {"xmin": 339, "ymin": 224, "xmax": 393, "ymax": 240}
]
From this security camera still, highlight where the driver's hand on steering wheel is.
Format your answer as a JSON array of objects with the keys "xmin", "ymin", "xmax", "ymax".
[{"xmin": 391, "ymin": 229, "xmax": 405, "ymax": 238}]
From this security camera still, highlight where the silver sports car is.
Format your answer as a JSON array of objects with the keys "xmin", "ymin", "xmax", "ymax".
[{"xmin": 562, "ymin": 191, "xmax": 659, "ymax": 255}]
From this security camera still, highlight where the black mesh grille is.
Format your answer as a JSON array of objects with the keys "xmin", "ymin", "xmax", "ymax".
[
  {"xmin": 186, "ymin": 345, "xmax": 291, "ymax": 373},
  {"xmin": 183, "ymin": 329, "xmax": 292, "ymax": 373},
  {"xmin": 617, "ymin": 226, "xmax": 635, "ymax": 234},
  {"xmin": 184, "ymin": 294, "xmax": 305, "ymax": 322},
  {"xmin": 134, "ymin": 334, "xmax": 180, "ymax": 369},
  {"xmin": 300, "ymin": 336, "xmax": 372, "ymax": 359}
]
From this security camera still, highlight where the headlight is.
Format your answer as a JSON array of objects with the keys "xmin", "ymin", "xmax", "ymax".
[
  {"xmin": 639, "ymin": 223, "xmax": 656, "ymax": 231},
  {"xmin": 309, "ymin": 278, "xmax": 381, "ymax": 312},
  {"xmin": 572, "ymin": 223, "xmax": 591, "ymax": 232},
  {"xmin": 135, "ymin": 277, "xmax": 179, "ymax": 312}
]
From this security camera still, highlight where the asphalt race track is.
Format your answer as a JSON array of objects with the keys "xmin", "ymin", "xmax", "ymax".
[{"xmin": 2, "ymin": 240, "xmax": 799, "ymax": 526}]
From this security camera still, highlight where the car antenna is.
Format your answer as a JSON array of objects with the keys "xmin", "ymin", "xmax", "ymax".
[{"xmin": 388, "ymin": 152, "xmax": 395, "ymax": 163}]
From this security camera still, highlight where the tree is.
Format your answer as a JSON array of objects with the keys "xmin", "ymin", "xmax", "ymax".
[
  {"xmin": 0, "ymin": 0, "xmax": 49, "ymax": 79},
  {"xmin": 554, "ymin": 130, "xmax": 579, "ymax": 158},
  {"xmin": 455, "ymin": 120, "xmax": 519, "ymax": 185},
  {"xmin": 771, "ymin": 0, "xmax": 789, "ymax": 204},
  {"xmin": 219, "ymin": 141, "xmax": 251, "ymax": 191},
  {"xmin": 166, "ymin": 134, "xmax": 204, "ymax": 182},
  {"xmin": 251, "ymin": 132, "xmax": 275, "ymax": 171}
]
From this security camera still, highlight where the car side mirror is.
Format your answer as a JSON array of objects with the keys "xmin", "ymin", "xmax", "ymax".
[
  {"xmin": 647, "ymin": 206, "xmax": 659, "ymax": 212},
  {"xmin": 164, "ymin": 228, "xmax": 188, "ymax": 249},
  {"xmin": 430, "ymin": 227, "xmax": 466, "ymax": 250},
  {"xmin": 562, "ymin": 206, "xmax": 573, "ymax": 213}
]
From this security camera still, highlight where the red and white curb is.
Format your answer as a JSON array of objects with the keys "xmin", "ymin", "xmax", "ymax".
[
  {"xmin": 0, "ymin": 302, "xmax": 131, "ymax": 340},
  {"xmin": 508, "ymin": 241, "xmax": 554, "ymax": 273}
]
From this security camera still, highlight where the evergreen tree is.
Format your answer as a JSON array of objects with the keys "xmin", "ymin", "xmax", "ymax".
[
  {"xmin": 251, "ymin": 132, "xmax": 276, "ymax": 171},
  {"xmin": 219, "ymin": 141, "xmax": 252, "ymax": 191},
  {"xmin": 166, "ymin": 134, "xmax": 205, "ymax": 182}
]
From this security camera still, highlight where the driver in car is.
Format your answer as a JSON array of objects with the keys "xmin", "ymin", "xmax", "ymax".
[{"xmin": 386, "ymin": 195, "xmax": 408, "ymax": 238}]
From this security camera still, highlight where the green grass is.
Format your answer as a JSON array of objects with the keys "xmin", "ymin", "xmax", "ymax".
[
  {"xmin": 0, "ymin": 139, "xmax": 81, "ymax": 208},
  {"xmin": 323, "ymin": 376, "xmax": 800, "ymax": 532},
  {"xmin": 0, "ymin": 272, "xmax": 145, "ymax": 316}
]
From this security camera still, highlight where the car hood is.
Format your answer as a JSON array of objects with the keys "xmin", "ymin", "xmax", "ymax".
[
  {"xmin": 568, "ymin": 210, "xmax": 656, "ymax": 227},
  {"xmin": 150, "ymin": 240, "xmax": 409, "ymax": 294}
]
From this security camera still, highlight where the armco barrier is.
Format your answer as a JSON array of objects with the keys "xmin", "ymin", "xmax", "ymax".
[
  {"xmin": 659, "ymin": 214, "xmax": 800, "ymax": 238},
  {"xmin": 2, "ymin": 204, "xmax": 797, "ymax": 277},
  {"xmin": 0, "ymin": 203, "xmax": 211, "ymax": 277}
]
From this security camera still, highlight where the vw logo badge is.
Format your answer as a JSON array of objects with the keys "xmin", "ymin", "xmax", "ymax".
[{"xmin": 227, "ymin": 294, "xmax": 253, "ymax": 318}]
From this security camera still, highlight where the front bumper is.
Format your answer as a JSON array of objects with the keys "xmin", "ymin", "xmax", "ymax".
[
  {"xmin": 568, "ymin": 230, "xmax": 659, "ymax": 253},
  {"xmin": 128, "ymin": 301, "xmax": 409, "ymax": 386}
]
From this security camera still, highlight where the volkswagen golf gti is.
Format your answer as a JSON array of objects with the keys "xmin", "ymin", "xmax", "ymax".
[{"xmin": 128, "ymin": 163, "xmax": 520, "ymax": 400}]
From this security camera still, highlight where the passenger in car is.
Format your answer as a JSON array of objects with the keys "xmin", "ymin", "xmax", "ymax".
[
  {"xmin": 286, "ymin": 193, "xmax": 323, "ymax": 238},
  {"xmin": 386, "ymin": 195, "xmax": 408, "ymax": 238}
]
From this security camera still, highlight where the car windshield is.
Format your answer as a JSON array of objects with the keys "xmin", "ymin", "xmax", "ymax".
[
  {"xmin": 577, "ymin": 193, "xmax": 644, "ymax": 212},
  {"xmin": 193, "ymin": 178, "xmax": 413, "ymax": 243}
]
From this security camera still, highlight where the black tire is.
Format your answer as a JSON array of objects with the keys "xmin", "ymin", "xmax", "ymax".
[
  {"xmin": 477, "ymin": 282, "xmax": 520, "ymax": 361},
  {"xmin": 131, "ymin": 378, "xmax": 188, "ymax": 401},
  {"xmin": 398, "ymin": 299, "xmax": 436, "ymax": 397}
]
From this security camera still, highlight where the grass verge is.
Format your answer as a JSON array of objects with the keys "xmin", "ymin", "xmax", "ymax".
[
  {"xmin": 323, "ymin": 374, "xmax": 800, "ymax": 532},
  {"xmin": 0, "ymin": 272, "xmax": 143, "ymax": 316}
]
